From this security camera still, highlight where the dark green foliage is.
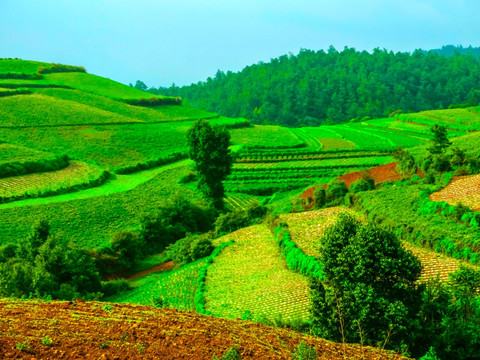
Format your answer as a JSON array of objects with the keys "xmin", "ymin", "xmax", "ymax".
[
  {"xmin": 325, "ymin": 180, "xmax": 348, "ymax": 204},
  {"xmin": 419, "ymin": 347, "xmax": 441, "ymax": 360},
  {"xmin": 349, "ymin": 178, "xmax": 374, "ymax": 193},
  {"xmin": 124, "ymin": 97, "xmax": 182, "ymax": 107},
  {"xmin": 140, "ymin": 195, "xmax": 215, "ymax": 253},
  {"xmin": 453, "ymin": 203, "xmax": 471, "ymax": 222},
  {"xmin": 187, "ymin": 120, "xmax": 233, "ymax": 208},
  {"xmin": 0, "ymin": 153, "xmax": 69, "ymax": 179},
  {"xmin": 0, "ymin": 221, "xmax": 101, "ymax": 300},
  {"xmin": 168, "ymin": 233, "xmax": 214, "ymax": 265},
  {"xmin": 37, "ymin": 63, "xmax": 86, "ymax": 74},
  {"xmin": 101, "ymin": 279, "xmax": 132, "ymax": 297},
  {"xmin": 111, "ymin": 230, "xmax": 145, "ymax": 270},
  {"xmin": 311, "ymin": 213, "xmax": 422, "ymax": 351},
  {"xmin": 274, "ymin": 226, "xmax": 324, "ymax": 279},
  {"xmin": 412, "ymin": 267, "xmax": 480, "ymax": 360},
  {"xmin": 215, "ymin": 202, "xmax": 267, "ymax": 236},
  {"xmin": 393, "ymin": 147, "xmax": 417, "ymax": 175},
  {"xmin": 429, "ymin": 124, "xmax": 451, "ymax": 155},
  {"xmin": 291, "ymin": 341, "xmax": 317, "ymax": 360},
  {"xmin": 313, "ymin": 187, "xmax": 326, "ymax": 209},
  {"xmin": 156, "ymin": 48, "xmax": 480, "ymax": 126}
]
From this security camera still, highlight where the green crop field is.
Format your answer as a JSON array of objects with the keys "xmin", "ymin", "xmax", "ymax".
[
  {"xmin": 230, "ymin": 125, "xmax": 304, "ymax": 148},
  {"xmin": 109, "ymin": 259, "xmax": 207, "ymax": 310},
  {"xmin": 0, "ymin": 161, "xmax": 106, "ymax": 201},
  {"xmin": 0, "ymin": 160, "xmax": 196, "ymax": 249},
  {"xmin": 206, "ymin": 225, "xmax": 311, "ymax": 322}
]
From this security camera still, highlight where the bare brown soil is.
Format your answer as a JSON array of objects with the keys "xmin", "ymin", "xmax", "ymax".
[
  {"xmin": 338, "ymin": 162, "xmax": 403, "ymax": 188},
  {"xmin": 0, "ymin": 299, "xmax": 409, "ymax": 359}
]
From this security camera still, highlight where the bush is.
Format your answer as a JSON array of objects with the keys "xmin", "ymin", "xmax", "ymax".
[
  {"xmin": 349, "ymin": 178, "xmax": 374, "ymax": 193},
  {"xmin": 325, "ymin": 180, "xmax": 348, "ymax": 204},
  {"xmin": 214, "ymin": 210, "xmax": 249, "ymax": 236},
  {"xmin": 101, "ymin": 279, "xmax": 132, "ymax": 297},
  {"xmin": 140, "ymin": 195, "xmax": 215, "ymax": 252},
  {"xmin": 453, "ymin": 203, "xmax": 471, "ymax": 222},
  {"xmin": 111, "ymin": 230, "xmax": 145, "ymax": 270},
  {"xmin": 313, "ymin": 187, "xmax": 326, "ymax": 209},
  {"xmin": 291, "ymin": 341, "xmax": 317, "ymax": 360},
  {"xmin": 168, "ymin": 233, "xmax": 215, "ymax": 265}
]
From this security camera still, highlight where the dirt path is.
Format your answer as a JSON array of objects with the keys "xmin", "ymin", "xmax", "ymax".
[{"xmin": 128, "ymin": 261, "xmax": 175, "ymax": 280}]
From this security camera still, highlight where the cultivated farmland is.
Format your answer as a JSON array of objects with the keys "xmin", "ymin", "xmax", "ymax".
[{"xmin": 207, "ymin": 225, "xmax": 311, "ymax": 322}]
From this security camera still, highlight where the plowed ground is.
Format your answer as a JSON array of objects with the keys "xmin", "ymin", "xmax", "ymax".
[{"xmin": 0, "ymin": 299, "xmax": 408, "ymax": 360}]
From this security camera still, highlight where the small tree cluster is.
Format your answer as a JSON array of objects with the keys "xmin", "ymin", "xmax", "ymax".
[{"xmin": 0, "ymin": 221, "xmax": 101, "ymax": 300}]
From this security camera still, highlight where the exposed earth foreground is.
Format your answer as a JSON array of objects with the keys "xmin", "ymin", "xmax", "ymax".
[{"xmin": 0, "ymin": 299, "xmax": 409, "ymax": 359}]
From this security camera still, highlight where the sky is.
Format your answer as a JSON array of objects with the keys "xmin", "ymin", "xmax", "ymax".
[{"xmin": 1, "ymin": 0, "xmax": 479, "ymax": 87}]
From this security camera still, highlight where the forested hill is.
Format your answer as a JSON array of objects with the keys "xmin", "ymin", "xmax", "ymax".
[{"xmin": 149, "ymin": 47, "xmax": 480, "ymax": 127}]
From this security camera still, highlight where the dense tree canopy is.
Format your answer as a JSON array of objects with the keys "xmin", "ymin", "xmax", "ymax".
[
  {"xmin": 151, "ymin": 46, "xmax": 480, "ymax": 127},
  {"xmin": 310, "ymin": 213, "xmax": 423, "ymax": 352},
  {"xmin": 187, "ymin": 120, "xmax": 232, "ymax": 209}
]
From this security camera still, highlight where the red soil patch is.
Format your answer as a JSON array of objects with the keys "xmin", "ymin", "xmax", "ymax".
[
  {"xmin": 0, "ymin": 299, "xmax": 409, "ymax": 359},
  {"xmin": 338, "ymin": 162, "xmax": 403, "ymax": 188},
  {"xmin": 127, "ymin": 261, "xmax": 175, "ymax": 280}
]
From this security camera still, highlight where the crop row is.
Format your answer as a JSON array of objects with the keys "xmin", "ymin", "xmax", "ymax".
[
  {"xmin": 206, "ymin": 225, "xmax": 311, "ymax": 322},
  {"xmin": 235, "ymin": 152, "xmax": 389, "ymax": 163},
  {"xmin": 236, "ymin": 147, "xmax": 391, "ymax": 159},
  {"xmin": 0, "ymin": 161, "xmax": 109, "ymax": 203},
  {"xmin": 233, "ymin": 157, "xmax": 392, "ymax": 171}
]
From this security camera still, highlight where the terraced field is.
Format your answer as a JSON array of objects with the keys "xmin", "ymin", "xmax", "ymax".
[
  {"xmin": 430, "ymin": 174, "xmax": 480, "ymax": 211},
  {"xmin": 278, "ymin": 207, "xmax": 351, "ymax": 257},
  {"xmin": 0, "ymin": 161, "xmax": 106, "ymax": 201},
  {"xmin": 207, "ymin": 225, "xmax": 311, "ymax": 322}
]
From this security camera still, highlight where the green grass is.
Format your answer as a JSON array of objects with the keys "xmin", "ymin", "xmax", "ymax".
[
  {"xmin": 44, "ymin": 72, "xmax": 168, "ymax": 100},
  {"xmin": 205, "ymin": 225, "xmax": 311, "ymax": 322},
  {"xmin": 0, "ymin": 93, "xmax": 142, "ymax": 127},
  {"xmin": 30, "ymin": 88, "xmax": 217, "ymax": 123},
  {"xmin": 398, "ymin": 108, "xmax": 480, "ymax": 132},
  {"xmin": 107, "ymin": 259, "xmax": 206, "ymax": 310},
  {"xmin": 356, "ymin": 182, "xmax": 480, "ymax": 263},
  {"xmin": 0, "ymin": 161, "xmax": 107, "ymax": 201},
  {"xmin": 0, "ymin": 160, "xmax": 198, "ymax": 249},
  {"xmin": 0, "ymin": 143, "xmax": 56, "ymax": 165},
  {"xmin": 230, "ymin": 125, "xmax": 304, "ymax": 148},
  {"xmin": 0, "ymin": 59, "xmax": 53, "ymax": 75}
]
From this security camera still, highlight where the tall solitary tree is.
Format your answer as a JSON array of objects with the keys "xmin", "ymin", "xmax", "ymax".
[
  {"xmin": 310, "ymin": 213, "xmax": 423, "ymax": 351},
  {"xmin": 187, "ymin": 120, "xmax": 232, "ymax": 209}
]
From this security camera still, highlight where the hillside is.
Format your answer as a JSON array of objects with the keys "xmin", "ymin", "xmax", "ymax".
[
  {"xmin": 1, "ymin": 58, "xmax": 480, "ymax": 359},
  {"xmin": 0, "ymin": 299, "xmax": 409, "ymax": 360},
  {"xmin": 153, "ymin": 47, "xmax": 480, "ymax": 126}
]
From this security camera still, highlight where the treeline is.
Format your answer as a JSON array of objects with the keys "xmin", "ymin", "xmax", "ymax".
[{"xmin": 150, "ymin": 46, "xmax": 480, "ymax": 127}]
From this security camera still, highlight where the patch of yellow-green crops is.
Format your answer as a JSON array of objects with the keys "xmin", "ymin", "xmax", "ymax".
[
  {"xmin": 107, "ymin": 259, "xmax": 207, "ymax": 311},
  {"xmin": 0, "ymin": 161, "xmax": 106, "ymax": 201},
  {"xmin": 0, "ymin": 162, "xmax": 198, "ymax": 249},
  {"xmin": 206, "ymin": 224, "xmax": 311, "ymax": 322}
]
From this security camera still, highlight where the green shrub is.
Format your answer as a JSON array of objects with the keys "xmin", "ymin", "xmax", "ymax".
[
  {"xmin": 349, "ymin": 178, "xmax": 374, "ymax": 193},
  {"xmin": 101, "ymin": 279, "xmax": 132, "ymax": 297},
  {"xmin": 313, "ymin": 187, "xmax": 326, "ymax": 209},
  {"xmin": 168, "ymin": 233, "xmax": 215, "ymax": 265},
  {"xmin": 453, "ymin": 203, "xmax": 471, "ymax": 222},
  {"xmin": 214, "ymin": 210, "xmax": 250, "ymax": 236},
  {"xmin": 325, "ymin": 180, "xmax": 348, "ymax": 204},
  {"xmin": 291, "ymin": 341, "xmax": 317, "ymax": 360}
]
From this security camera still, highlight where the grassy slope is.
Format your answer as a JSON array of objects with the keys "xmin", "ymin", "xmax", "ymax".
[
  {"xmin": 0, "ymin": 59, "xmax": 55, "ymax": 74},
  {"xmin": 0, "ymin": 143, "xmax": 56, "ymax": 165},
  {"xmin": 44, "ymin": 72, "xmax": 166, "ymax": 100},
  {"xmin": 0, "ymin": 161, "xmax": 195, "ymax": 249},
  {"xmin": 0, "ymin": 93, "xmax": 143, "ymax": 127}
]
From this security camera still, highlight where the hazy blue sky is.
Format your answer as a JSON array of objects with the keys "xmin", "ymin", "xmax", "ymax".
[{"xmin": 1, "ymin": 0, "xmax": 479, "ymax": 87}]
